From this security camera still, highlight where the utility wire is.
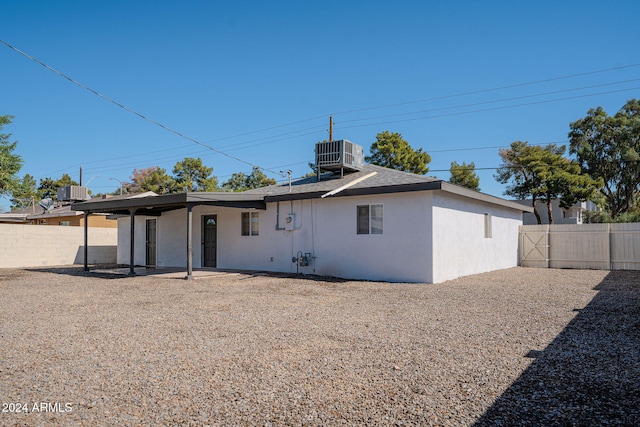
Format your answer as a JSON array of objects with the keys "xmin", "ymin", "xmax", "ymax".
[
  {"xmin": 0, "ymin": 39, "xmax": 282, "ymax": 176},
  {"xmin": 339, "ymin": 86, "xmax": 640, "ymax": 130},
  {"xmin": 4, "ymin": 38, "xmax": 639, "ymax": 179},
  {"xmin": 337, "ymin": 78, "xmax": 640, "ymax": 125},
  {"xmin": 329, "ymin": 63, "xmax": 640, "ymax": 116}
]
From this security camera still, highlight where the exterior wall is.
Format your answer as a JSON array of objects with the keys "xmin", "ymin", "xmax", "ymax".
[
  {"xmin": 117, "ymin": 192, "xmax": 434, "ymax": 282},
  {"xmin": 116, "ymin": 190, "xmax": 522, "ymax": 283},
  {"xmin": 0, "ymin": 224, "xmax": 117, "ymax": 268},
  {"xmin": 431, "ymin": 192, "xmax": 522, "ymax": 283},
  {"xmin": 117, "ymin": 215, "xmax": 160, "ymax": 266}
]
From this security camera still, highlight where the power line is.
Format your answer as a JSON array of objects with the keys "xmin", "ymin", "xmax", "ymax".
[
  {"xmin": 338, "ymin": 86, "xmax": 640, "ymax": 130},
  {"xmin": 329, "ymin": 63, "xmax": 640, "ymax": 116},
  {"xmin": 5, "ymin": 38, "xmax": 639, "ymax": 180},
  {"xmin": 0, "ymin": 38, "xmax": 282, "ymax": 176},
  {"xmin": 337, "ymin": 78, "xmax": 640, "ymax": 125}
]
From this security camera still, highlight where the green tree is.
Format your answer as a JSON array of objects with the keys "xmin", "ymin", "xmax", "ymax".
[
  {"xmin": 37, "ymin": 173, "xmax": 79, "ymax": 201},
  {"xmin": 0, "ymin": 115, "xmax": 23, "ymax": 196},
  {"xmin": 223, "ymin": 167, "xmax": 277, "ymax": 191},
  {"xmin": 495, "ymin": 141, "xmax": 600, "ymax": 224},
  {"xmin": 124, "ymin": 166, "xmax": 175, "ymax": 194},
  {"xmin": 569, "ymin": 99, "xmax": 640, "ymax": 218},
  {"xmin": 10, "ymin": 174, "xmax": 38, "ymax": 210},
  {"xmin": 449, "ymin": 161, "xmax": 480, "ymax": 191},
  {"xmin": 245, "ymin": 167, "xmax": 276, "ymax": 189},
  {"xmin": 172, "ymin": 157, "xmax": 218, "ymax": 192},
  {"xmin": 365, "ymin": 131, "xmax": 431, "ymax": 175},
  {"xmin": 222, "ymin": 172, "xmax": 249, "ymax": 192}
]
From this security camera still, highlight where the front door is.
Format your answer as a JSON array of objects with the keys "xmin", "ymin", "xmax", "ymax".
[
  {"xmin": 203, "ymin": 215, "xmax": 217, "ymax": 268},
  {"xmin": 145, "ymin": 219, "xmax": 157, "ymax": 268}
]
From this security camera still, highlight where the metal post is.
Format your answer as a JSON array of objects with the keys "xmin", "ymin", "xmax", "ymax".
[
  {"xmin": 83, "ymin": 212, "xmax": 89, "ymax": 271},
  {"xmin": 129, "ymin": 209, "xmax": 136, "ymax": 276},
  {"xmin": 186, "ymin": 204, "xmax": 193, "ymax": 280}
]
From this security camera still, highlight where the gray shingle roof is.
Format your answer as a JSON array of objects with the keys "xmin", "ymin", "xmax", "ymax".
[{"xmin": 244, "ymin": 164, "xmax": 442, "ymax": 199}]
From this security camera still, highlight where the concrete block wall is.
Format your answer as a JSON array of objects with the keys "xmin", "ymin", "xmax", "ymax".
[{"xmin": 0, "ymin": 224, "xmax": 117, "ymax": 268}]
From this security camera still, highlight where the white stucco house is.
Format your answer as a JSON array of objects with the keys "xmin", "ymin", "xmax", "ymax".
[
  {"xmin": 515, "ymin": 199, "xmax": 601, "ymax": 225},
  {"xmin": 73, "ymin": 156, "xmax": 532, "ymax": 283}
]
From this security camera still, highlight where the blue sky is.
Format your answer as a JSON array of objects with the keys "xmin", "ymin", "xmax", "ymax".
[{"xmin": 2, "ymin": 0, "xmax": 639, "ymax": 210}]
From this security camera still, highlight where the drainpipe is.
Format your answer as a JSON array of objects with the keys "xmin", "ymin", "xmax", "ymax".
[{"xmin": 275, "ymin": 202, "xmax": 286, "ymax": 230}]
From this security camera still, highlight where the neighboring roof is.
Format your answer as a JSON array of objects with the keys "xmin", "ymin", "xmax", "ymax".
[
  {"xmin": 71, "ymin": 165, "xmax": 532, "ymax": 215},
  {"xmin": 0, "ymin": 212, "xmax": 30, "ymax": 223}
]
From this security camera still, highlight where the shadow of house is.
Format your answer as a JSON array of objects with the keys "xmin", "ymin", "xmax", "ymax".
[{"xmin": 474, "ymin": 271, "xmax": 640, "ymax": 426}]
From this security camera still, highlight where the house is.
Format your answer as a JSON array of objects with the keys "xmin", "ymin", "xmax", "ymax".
[
  {"xmin": 72, "ymin": 142, "xmax": 532, "ymax": 283},
  {"xmin": 0, "ymin": 185, "xmax": 118, "ymax": 228},
  {"xmin": 515, "ymin": 199, "xmax": 600, "ymax": 225},
  {"xmin": 0, "ymin": 201, "xmax": 117, "ymax": 227}
]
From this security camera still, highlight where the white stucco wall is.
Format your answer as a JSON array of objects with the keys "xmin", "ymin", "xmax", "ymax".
[
  {"xmin": 117, "ymin": 215, "xmax": 159, "ymax": 266},
  {"xmin": 116, "ymin": 189, "xmax": 522, "ymax": 283},
  {"xmin": 431, "ymin": 192, "xmax": 522, "ymax": 283}
]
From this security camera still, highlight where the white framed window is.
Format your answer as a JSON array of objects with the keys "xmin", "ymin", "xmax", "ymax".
[
  {"xmin": 484, "ymin": 213, "xmax": 492, "ymax": 238},
  {"xmin": 241, "ymin": 212, "xmax": 259, "ymax": 236},
  {"xmin": 59, "ymin": 221, "xmax": 71, "ymax": 226},
  {"xmin": 357, "ymin": 204, "xmax": 383, "ymax": 235}
]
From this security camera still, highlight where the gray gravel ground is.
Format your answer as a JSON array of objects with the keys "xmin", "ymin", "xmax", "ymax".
[{"xmin": 0, "ymin": 266, "xmax": 638, "ymax": 426}]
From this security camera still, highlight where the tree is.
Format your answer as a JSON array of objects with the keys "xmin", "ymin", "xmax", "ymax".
[
  {"xmin": 449, "ymin": 161, "xmax": 480, "ymax": 191},
  {"xmin": 569, "ymin": 99, "xmax": 640, "ymax": 218},
  {"xmin": 222, "ymin": 172, "xmax": 248, "ymax": 192},
  {"xmin": 124, "ymin": 166, "xmax": 175, "ymax": 194},
  {"xmin": 245, "ymin": 167, "xmax": 276, "ymax": 189},
  {"xmin": 172, "ymin": 157, "xmax": 218, "ymax": 192},
  {"xmin": 365, "ymin": 131, "xmax": 431, "ymax": 175},
  {"xmin": 222, "ymin": 167, "xmax": 277, "ymax": 192},
  {"xmin": 10, "ymin": 174, "xmax": 38, "ymax": 210},
  {"xmin": 495, "ymin": 141, "xmax": 600, "ymax": 224},
  {"xmin": 0, "ymin": 115, "xmax": 23, "ymax": 196},
  {"xmin": 37, "ymin": 173, "xmax": 79, "ymax": 201}
]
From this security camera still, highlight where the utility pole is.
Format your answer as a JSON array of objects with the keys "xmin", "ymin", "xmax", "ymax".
[{"xmin": 329, "ymin": 115, "xmax": 333, "ymax": 141}]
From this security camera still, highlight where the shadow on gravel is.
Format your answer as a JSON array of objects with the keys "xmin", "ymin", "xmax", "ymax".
[
  {"xmin": 474, "ymin": 270, "xmax": 640, "ymax": 426},
  {"xmin": 26, "ymin": 265, "xmax": 126, "ymax": 280}
]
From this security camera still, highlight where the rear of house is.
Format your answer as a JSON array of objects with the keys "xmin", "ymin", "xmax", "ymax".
[{"xmin": 108, "ymin": 165, "xmax": 526, "ymax": 283}]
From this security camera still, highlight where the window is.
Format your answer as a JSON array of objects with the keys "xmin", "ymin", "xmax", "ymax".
[
  {"xmin": 357, "ymin": 204, "xmax": 383, "ymax": 235},
  {"xmin": 241, "ymin": 212, "xmax": 259, "ymax": 236},
  {"xmin": 59, "ymin": 221, "xmax": 71, "ymax": 226},
  {"xmin": 484, "ymin": 213, "xmax": 492, "ymax": 238}
]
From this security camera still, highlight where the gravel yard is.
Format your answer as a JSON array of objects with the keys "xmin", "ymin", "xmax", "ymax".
[{"xmin": 0, "ymin": 267, "xmax": 638, "ymax": 426}]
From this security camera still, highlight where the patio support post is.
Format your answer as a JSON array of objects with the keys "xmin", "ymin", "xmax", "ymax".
[
  {"xmin": 186, "ymin": 204, "xmax": 193, "ymax": 280},
  {"xmin": 129, "ymin": 209, "xmax": 137, "ymax": 276},
  {"xmin": 83, "ymin": 212, "xmax": 89, "ymax": 271}
]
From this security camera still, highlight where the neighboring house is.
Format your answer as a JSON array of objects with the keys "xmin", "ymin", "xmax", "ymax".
[
  {"xmin": 0, "ymin": 185, "xmax": 119, "ymax": 228},
  {"xmin": 73, "ymin": 145, "xmax": 532, "ymax": 283},
  {"xmin": 0, "ymin": 202, "xmax": 116, "ymax": 228},
  {"xmin": 515, "ymin": 199, "xmax": 600, "ymax": 225}
]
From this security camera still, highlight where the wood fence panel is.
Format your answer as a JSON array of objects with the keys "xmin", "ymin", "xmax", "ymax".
[
  {"xmin": 548, "ymin": 224, "xmax": 610, "ymax": 270},
  {"xmin": 610, "ymin": 223, "xmax": 640, "ymax": 270},
  {"xmin": 519, "ymin": 225, "xmax": 549, "ymax": 268},
  {"xmin": 520, "ymin": 223, "xmax": 640, "ymax": 271}
]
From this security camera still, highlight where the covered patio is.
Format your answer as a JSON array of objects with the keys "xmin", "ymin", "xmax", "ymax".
[{"xmin": 71, "ymin": 192, "xmax": 265, "ymax": 279}]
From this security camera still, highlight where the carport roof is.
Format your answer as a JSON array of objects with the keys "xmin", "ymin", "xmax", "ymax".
[{"xmin": 71, "ymin": 191, "xmax": 266, "ymax": 215}]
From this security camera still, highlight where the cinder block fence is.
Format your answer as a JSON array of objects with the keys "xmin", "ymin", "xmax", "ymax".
[{"xmin": 0, "ymin": 224, "xmax": 117, "ymax": 268}]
